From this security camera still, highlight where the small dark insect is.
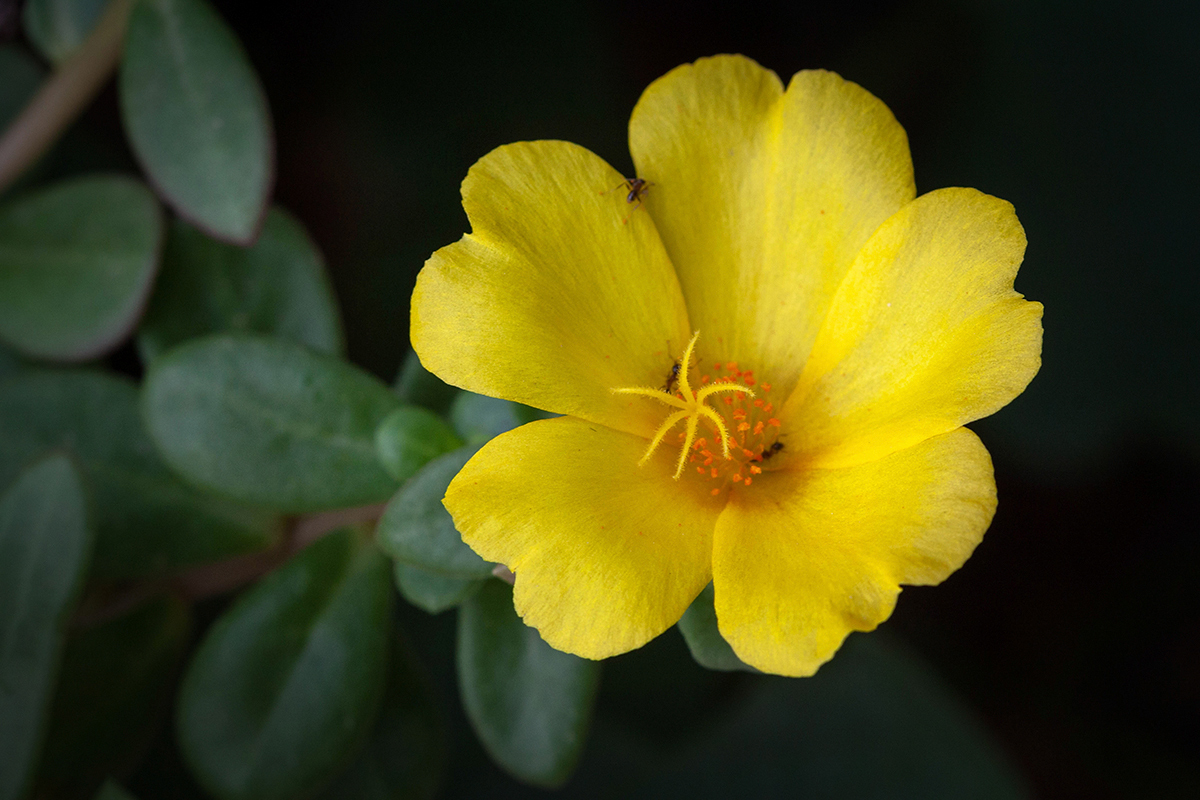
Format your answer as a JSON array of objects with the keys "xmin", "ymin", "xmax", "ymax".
[
  {"xmin": 603, "ymin": 177, "xmax": 654, "ymax": 223},
  {"xmin": 761, "ymin": 441, "xmax": 785, "ymax": 460},
  {"xmin": 662, "ymin": 360, "xmax": 681, "ymax": 394},
  {"xmin": 622, "ymin": 177, "xmax": 652, "ymax": 207}
]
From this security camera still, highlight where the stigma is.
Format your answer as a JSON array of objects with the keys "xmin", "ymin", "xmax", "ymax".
[{"xmin": 612, "ymin": 331, "xmax": 778, "ymax": 484}]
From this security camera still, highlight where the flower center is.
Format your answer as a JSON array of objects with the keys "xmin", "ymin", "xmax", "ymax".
[{"xmin": 612, "ymin": 332, "xmax": 783, "ymax": 494}]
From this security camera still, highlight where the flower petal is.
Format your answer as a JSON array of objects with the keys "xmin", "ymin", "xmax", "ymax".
[
  {"xmin": 713, "ymin": 428, "xmax": 995, "ymax": 677},
  {"xmin": 782, "ymin": 188, "xmax": 1043, "ymax": 469},
  {"xmin": 444, "ymin": 416, "xmax": 719, "ymax": 659},
  {"xmin": 412, "ymin": 141, "xmax": 690, "ymax": 438},
  {"xmin": 628, "ymin": 55, "xmax": 915, "ymax": 393}
]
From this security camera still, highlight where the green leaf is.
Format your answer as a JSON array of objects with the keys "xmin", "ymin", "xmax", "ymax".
[
  {"xmin": 138, "ymin": 208, "xmax": 344, "ymax": 363},
  {"xmin": 22, "ymin": 0, "xmax": 109, "ymax": 64},
  {"xmin": 393, "ymin": 562, "xmax": 482, "ymax": 615},
  {"xmin": 0, "ymin": 45, "xmax": 44, "ymax": 131},
  {"xmin": 0, "ymin": 346, "xmax": 21, "ymax": 380},
  {"xmin": 374, "ymin": 406, "xmax": 463, "ymax": 483},
  {"xmin": 319, "ymin": 633, "xmax": 446, "ymax": 800},
  {"xmin": 94, "ymin": 781, "xmax": 139, "ymax": 800},
  {"xmin": 677, "ymin": 583, "xmax": 757, "ymax": 673},
  {"xmin": 36, "ymin": 597, "xmax": 190, "ymax": 799},
  {"xmin": 449, "ymin": 391, "xmax": 554, "ymax": 445},
  {"xmin": 0, "ymin": 455, "xmax": 91, "ymax": 800},
  {"xmin": 0, "ymin": 175, "xmax": 163, "ymax": 361},
  {"xmin": 639, "ymin": 633, "xmax": 1028, "ymax": 799},
  {"xmin": 457, "ymin": 580, "xmax": 600, "ymax": 788},
  {"xmin": 376, "ymin": 446, "xmax": 491, "ymax": 579},
  {"xmin": 177, "ymin": 529, "xmax": 393, "ymax": 800},
  {"xmin": 0, "ymin": 369, "xmax": 281, "ymax": 579},
  {"xmin": 143, "ymin": 333, "xmax": 401, "ymax": 512},
  {"xmin": 393, "ymin": 349, "xmax": 458, "ymax": 414},
  {"xmin": 119, "ymin": 0, "xmax": 272, "ymax": 244}
]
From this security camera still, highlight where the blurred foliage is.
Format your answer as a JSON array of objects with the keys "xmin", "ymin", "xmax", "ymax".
[{"xmin": 0, "ymin": 0, "xmax": 1194, "ymax": 798}]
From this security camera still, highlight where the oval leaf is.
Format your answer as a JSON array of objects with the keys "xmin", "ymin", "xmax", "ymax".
[
  {"xmin": 677, "ymin": 583, "xmax": 757, "ymax": 673},
  {"xmin": 449, "ymin": 391, "xmax": 554, "ymax": 445},
  {"xmin": 374, "ymin": 406, "xmax": 462, "ymax": 484},
  {"xmin": 0, "ymin": 455, "xmax": 91, "ymax": 800},
  {"xmin": 138, "ymin": 208, "xmax": 344, "ymax": 362},
  {"xmin": 319, "ymin": 633, "xmax": 447, "ymax": 800},
  {"xmin": 36, "ymin": 597, "xmax": 189, "ymax": 799},
  {"xmin": 119, "ymin": 0, "xmax": 272, "ymax": 244},
  {"xmin": 393, "ymin": 562, "xmax": 482, "ymax": 615},
  {"xmin": 22, "ymin": 0, "xmax": 109, "ymax": 64},
  {"xmin": 144, "ymin": 334, "xmax": 402, "ymax": 511},
  {"xmin": 177, "ymin": 529, "xmax": 392, "ymax": 800},
  {"xmin": 377, "ymin": 446, "xmax": 491, "ymax": 579},
  {"xmin": 0, "ymin": 369, "xmax": 281, "ymax": 579},
  {"xmin": 457, "ymin": 579, "xmax": 600, "ymax": 788},
  {"xmin": 0, "ymin": 175, "xmax": 163, "ymax": 360}
]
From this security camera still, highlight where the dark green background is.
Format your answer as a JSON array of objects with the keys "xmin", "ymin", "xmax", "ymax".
[{"xmin": 9, "ymin": 0, "xmax": 1197, "ymax": 796}]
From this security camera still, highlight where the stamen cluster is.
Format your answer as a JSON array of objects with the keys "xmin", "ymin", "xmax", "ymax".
[{"xmin": 613, "ymin": 332, "xmax": 781, "ymax": 492}]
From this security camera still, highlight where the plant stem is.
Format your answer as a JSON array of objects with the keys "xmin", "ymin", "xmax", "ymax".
[{"xmin": 0, "ymin": 0, "xmax": 135, "ymax": 194}]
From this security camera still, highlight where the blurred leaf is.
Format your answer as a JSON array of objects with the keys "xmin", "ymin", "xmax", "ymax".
[
  {"xmin": 319, "ymin": 632, "xmax": 446, "ymax": 800},
  {"xmin": 0, "ymin": 346, "xmax": 20, "ymax": 380},
  {"xmin": 22, "ymin": 0, "xmax": 108, "ymax": 64},
  {"xmin": 457, "ymin": 579, "xmax": 600, "ymax": 788},
  {"xmin": 373, "ymin": 406, "xmax": 462, "ymax": 484},
  {"xmin": 0, "ymin": 175, "xmax": 163, "ymax": 361},
  {"xmin": 143, "ymin": 334, "xmax": 401, "ymax": 512},
  {"xmin": 393, "ymin": 349, "xmax": 458, "ymax": 414},
  {"xmin": 448, "ymin": 392, "xmax": 542, "ymax": 445},
  {"xmin": 377, "ymin": 446, "xmax": 491, "ymax": 579},
  {"xmin": 677, "ymin": 583, "xmax": 757, "ymax": 673},
  {"xmin": 393, "ymin": 562, "xmax": 482, "ymax": 615},
  {"xmin": 36, "ymin": 597, "xmax": 190, "ymax": 799},
  {"xmin": 119, "ymin": 0, "xmax": 272, "ymax": 244},
  {"xmin": 0, "ymin": 455, "xmax": 91, "ymax": 800},
  {"xmin": 177, "ymin": 529, "xmax": 392, "ymax": 800},
  {"xmin": 138, "ymin": 208, "xmax": 344, "ymax": 363},
  {"xmin": 0, "ymin": 45, "xmax": 43, "ymax": 130},
  {"xmin": 0, "ymin": 369, "xmax": 281, "ymax": 579},
  {"xmin": 639, "ymin": 633, "xmax": 1028, "ymax": 799},
  {"xmin": 94, "ymin": 780, "xmax": 139, "ymax": 800}
]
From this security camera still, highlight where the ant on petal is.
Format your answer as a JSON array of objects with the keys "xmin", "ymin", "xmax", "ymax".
[
  {"xmin": 761, "ymin": 441, "xmax": 784, "ymax": 461},
  {"xmin": 602, "ymin": 177, "xmax": 654, "ymax": 224},
  {"xmin": 662, "ymin": 360, "xmax": 681, "ymax": 395}
]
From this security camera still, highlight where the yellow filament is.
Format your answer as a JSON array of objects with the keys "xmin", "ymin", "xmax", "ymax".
[{"xmin": 612, "ymin": 331, "xmax": 754, "ymax": 479}]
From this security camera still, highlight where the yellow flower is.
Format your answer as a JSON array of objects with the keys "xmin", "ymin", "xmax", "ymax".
[{"xmin": 411, "ymin": 55, "xmax": 1042, "ymax": 677}]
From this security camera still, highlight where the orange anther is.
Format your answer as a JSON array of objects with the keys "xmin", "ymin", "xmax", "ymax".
[
  {"xmin": 711, "ymin": 488, "xmax": 721, "ymax": 496},
  {"xmin": 701, "ymin": 375, "xmax": 710, "ymax": 384},
  {"xmin": 726, "ymin": 361, "xmax": 737, "ymax": 371},
  {"xmin": 768, "ymin": 418, "xmax": 781, "ymax": 427},
  {"xmin": 743, "ymin": 477, "xmax": 752, "ymax": 486},
  {"xmin": 737, "ymin": 422, "xmax": 750, "ymax": 432},
  {"xmin": 760, "ymin": 382, "xmax": 771, "ymax": 392},
  {"xmin": 732, "ymin": 409, "xmax": 746, "ymax": 419},
  {"xmin": 744, "ymin": 378, "xmax": 756, "ymax": 386},
  {"xmin": 697, "ymin": 466, "xmax": 706, "ymax": 475},
  {"xmin": 763, "ymin": 403, "xmax": 773, "ymax": 413},
  {"xmin": 732, "ymin": 474, "xmax": 743, "ymax": 483},
  {"xmin": 753, "ymin": 399, "xmax": 764, "ymax": 407},
  {"xmin": 711, "ymin": 467, "xmax": 719, "ymax": 478},
  {"xmin": 713, "ymin": 361, "xmax": 723, "ymax": 371},
  {"xmin": 703, "ymin": 457, "xmax": 713, "ymax": 466},
  {"xmin": 753, "ymin": 421, "xmax": 764, "ymax": 435},
  {"xmin": 723, "ymin": 396, "xmax": 733, "ymax": 405},
  {"xmin": 742, "ymin": 448, "xmax": 755, "ymax": 459},
  {"xmin": 749, "ymin": 465, "xmax": 762, "ymax": 474}
]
